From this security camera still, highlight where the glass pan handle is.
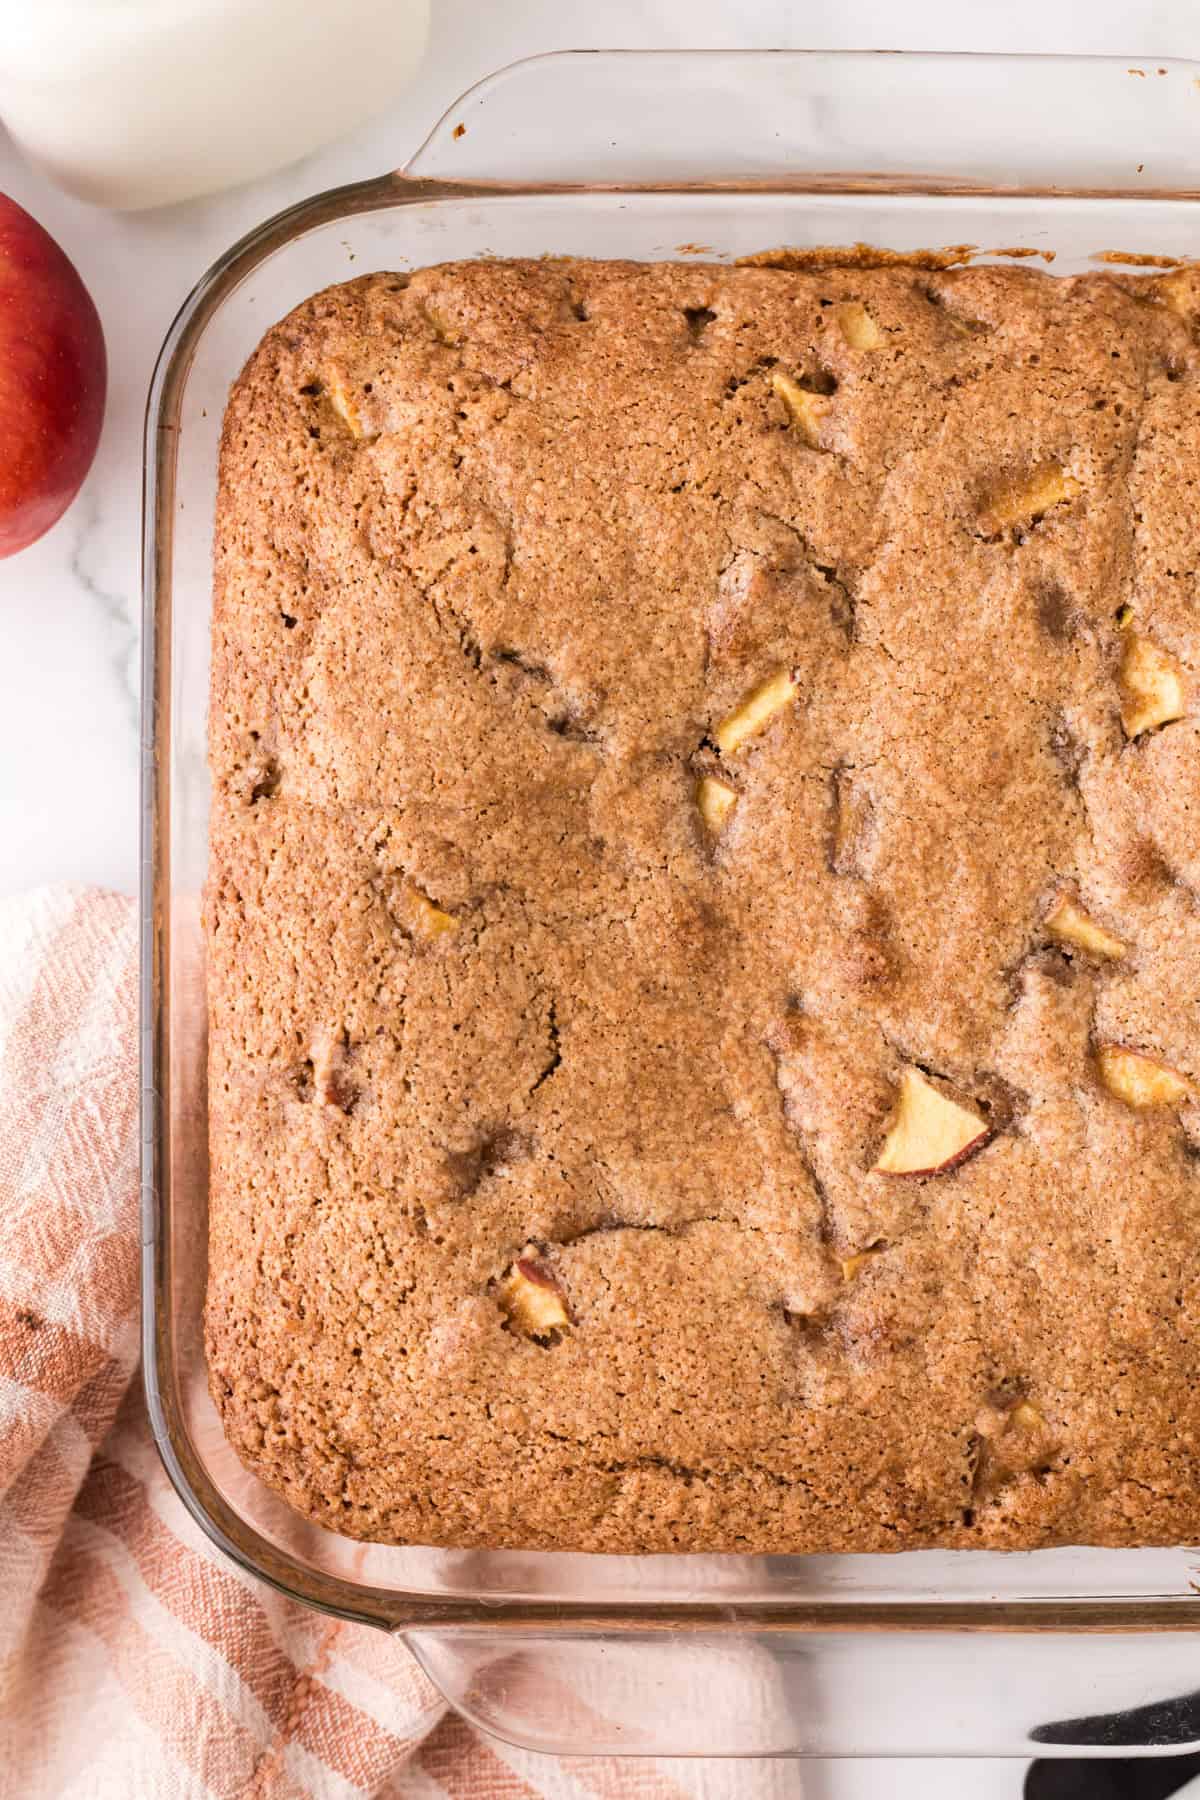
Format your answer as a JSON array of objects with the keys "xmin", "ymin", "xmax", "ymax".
[{"xmin": 405, "ymin": 49, "xmax": 1200, "ymax": 194}]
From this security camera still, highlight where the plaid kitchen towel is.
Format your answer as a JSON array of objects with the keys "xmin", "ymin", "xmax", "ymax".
[{"xmin": 0, "ymin": 887, "xmax": 801, "ymax": 1800}]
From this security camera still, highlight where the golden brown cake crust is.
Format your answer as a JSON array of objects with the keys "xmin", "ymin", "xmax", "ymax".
[{"xmin": 207, "ymin": 257, "xmax": 1200, "ymax": 1552}]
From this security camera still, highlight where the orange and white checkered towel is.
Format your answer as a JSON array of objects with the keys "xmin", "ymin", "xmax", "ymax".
[{"xmin": 0, "ymin": 888, "xmax": 800, "ymax": 1800}]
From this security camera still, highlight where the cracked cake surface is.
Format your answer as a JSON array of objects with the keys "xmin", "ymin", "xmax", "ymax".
[{"xmin": 206, "ymin": 257, "xmax": 1200, "ymax": 1552}]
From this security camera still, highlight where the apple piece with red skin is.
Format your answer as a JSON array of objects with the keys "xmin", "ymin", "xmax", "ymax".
[
  {"xmin": 873, "ymin": 1066, "xmax": 992, "ymax": 1177},
  {"xmin": 0, "ymin": 194, "xmax": 106, "ymax": 558},
  {"xmin": 498, "ymin": 1254, "xmax": 571, "ymax": 1338}
]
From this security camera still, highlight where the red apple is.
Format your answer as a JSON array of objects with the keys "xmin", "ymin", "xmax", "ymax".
[{"xmin": 0, "ymin": 195, "xmax": 106, "ymax": 558}]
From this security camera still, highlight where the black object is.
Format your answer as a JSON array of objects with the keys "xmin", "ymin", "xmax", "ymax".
[
  {"xmin": 1025, "ymin": 1751, "xmax": 1200, "ymax": 1799},
  {"xmin": 1026, "ymin": 1686, "xmax": 1200, "ymax": 1798},
  {"xmin": 1033, "ymin": 1688, "xmax": 1200, "ymax": 1751}
]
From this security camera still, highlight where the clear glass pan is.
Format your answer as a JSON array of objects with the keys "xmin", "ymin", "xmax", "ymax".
[{"xmin": 142, "ymin": 50, "xmax": 1200, "ymax": 1758}]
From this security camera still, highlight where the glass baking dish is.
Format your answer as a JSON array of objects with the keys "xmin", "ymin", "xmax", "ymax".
[{"xmin": 141, "ymin": 49, "xmax": 1200, "ymax": 1759}]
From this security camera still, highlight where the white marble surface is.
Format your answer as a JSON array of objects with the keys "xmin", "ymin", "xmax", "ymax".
[{"xmin": 4, "ymin": 0, "xmax": 1200, "ymax": 1790}]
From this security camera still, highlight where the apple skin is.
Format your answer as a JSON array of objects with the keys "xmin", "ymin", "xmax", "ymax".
[{"xmin": 0, "ymin": 195, "xmax": 106, "ymax": 558}]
